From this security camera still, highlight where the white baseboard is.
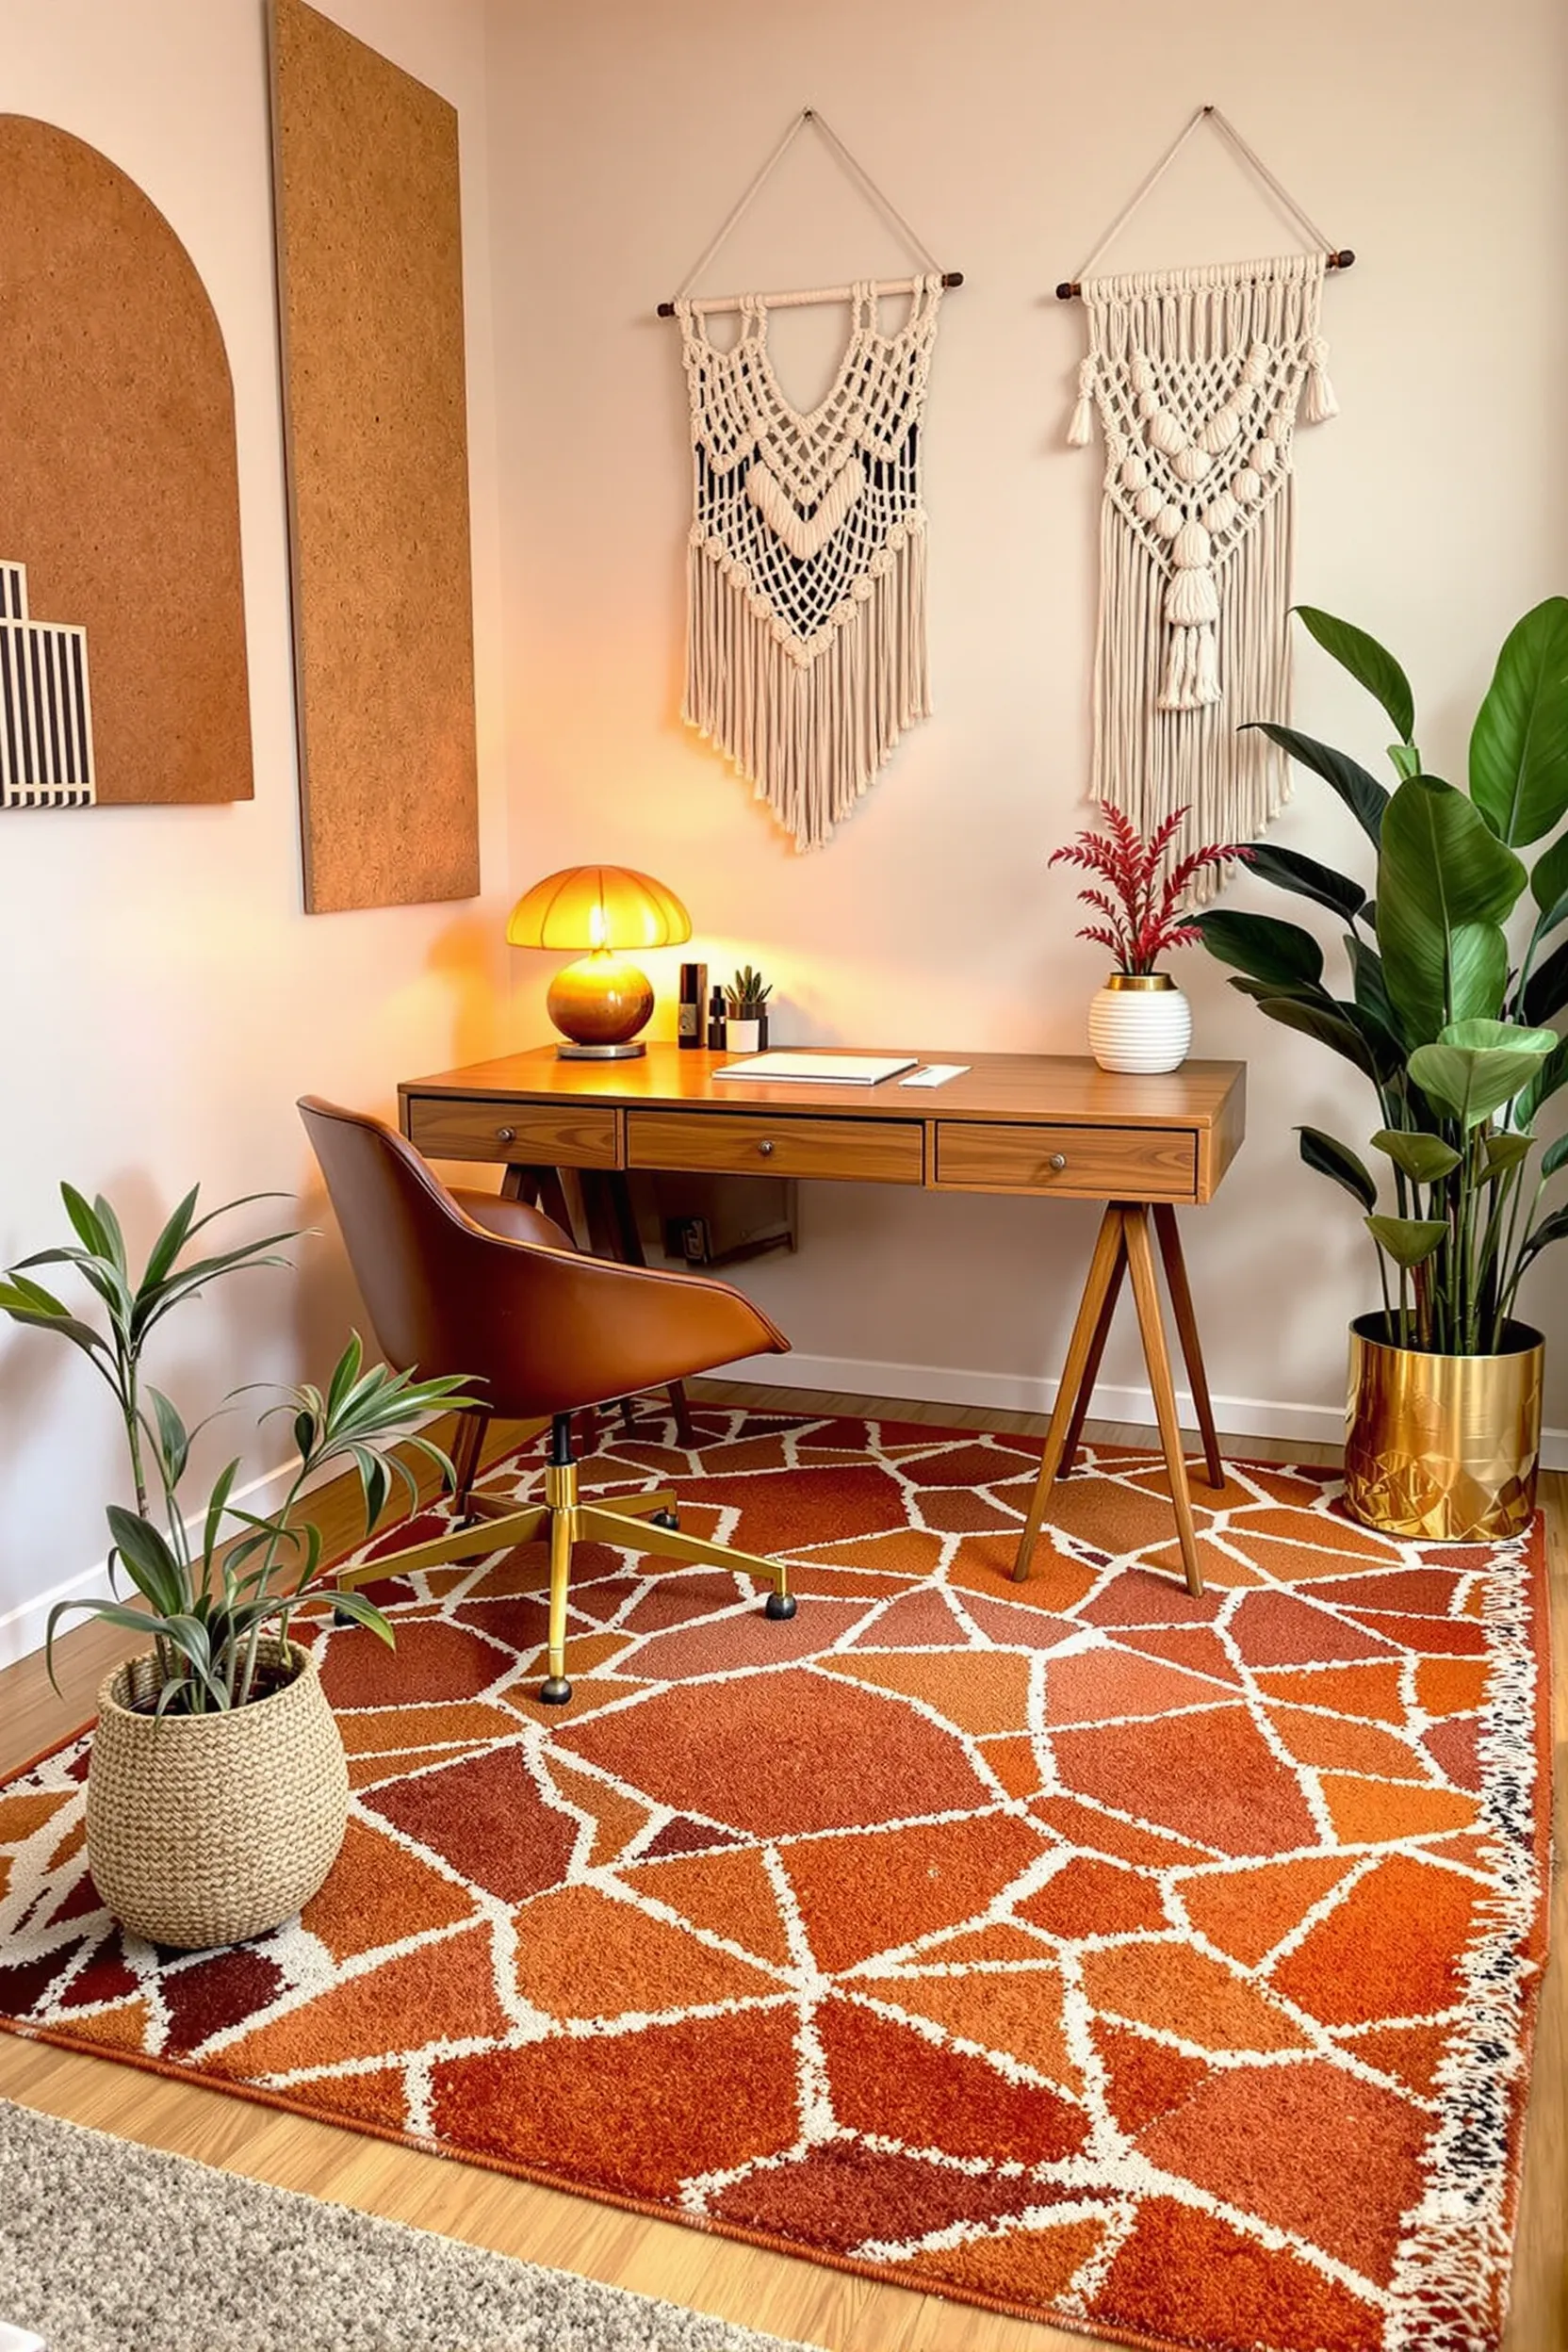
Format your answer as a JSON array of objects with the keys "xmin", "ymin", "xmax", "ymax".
[
  {"xmin": 0, "ymin": 1453, "xmax": 305, "ymax": 1674},
  {"xmin": 723, "ymin": 1348, "xmax": 1568, "ymax": 1472}
]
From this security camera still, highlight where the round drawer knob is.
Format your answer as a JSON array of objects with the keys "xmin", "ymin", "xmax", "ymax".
[
  {"xmin": 1049, "ymin": 1152, "xmax": 1068, "ymax": 1171},
  {"xmin": 496, "ymin": 1126, "xmax": 516, "ymax": 1144},
  {"xmin": 757, "ymin": 1138, "xmax": 775, "ymax": 1157}
]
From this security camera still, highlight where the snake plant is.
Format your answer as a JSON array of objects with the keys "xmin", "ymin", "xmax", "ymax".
[{"xmin": 1198, "ymin": 598, "xmax": 1568, "ymax": 1355}]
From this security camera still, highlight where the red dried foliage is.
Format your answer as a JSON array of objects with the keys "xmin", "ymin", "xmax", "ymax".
[{"xmin": 1049, "ymin": 802, "xmax": 1251, "ymax": 975}]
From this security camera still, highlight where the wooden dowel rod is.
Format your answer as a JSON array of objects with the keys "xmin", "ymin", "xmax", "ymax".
[
  {"xmin": 659, "ymin": 269, "xmax": 963, "ymax": 319},
  {"xmin": 1054, "ymin": 249, "xmax": 1355, "ymax": 301}
]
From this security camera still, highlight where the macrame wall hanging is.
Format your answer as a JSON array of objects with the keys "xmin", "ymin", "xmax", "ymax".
[
  {"xmin": 660, "ymin": 111, "xmax": 961, "ymax": 851},
  {"xmin": 1059, "ymin": 106, "xmax": 1354, "ymax": 887}
]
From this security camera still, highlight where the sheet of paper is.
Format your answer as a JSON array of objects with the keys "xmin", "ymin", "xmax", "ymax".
[
  {"xmin": 714, "ymin": 1054, "xmax": 919, "ymax": 1085},
  {"xmin": 898, "ymin": 1063, "xmax": 970, "ymax": 1088}
]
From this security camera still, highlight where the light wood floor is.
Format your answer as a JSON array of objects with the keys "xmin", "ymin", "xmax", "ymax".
[{"xmin": 0, "ymin": 1384, "xmax": 1560, "ymax": 2352}]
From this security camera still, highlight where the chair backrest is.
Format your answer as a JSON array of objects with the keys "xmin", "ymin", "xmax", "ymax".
[
  {"xmin": 299, "ymin": 1096, "xmax": 522, "ymax": 1386},
  {"xmin": 298, "ymin": 1096, "xmax": 789, "ymax": 1420}
]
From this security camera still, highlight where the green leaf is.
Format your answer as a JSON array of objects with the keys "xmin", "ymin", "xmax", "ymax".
[
  {"xmin": 326, "ymin": 1332, "xmax": 364, "ymax": 1420},
  {"xmin": 1376, "ymin": 775, "xmax": 1527, "ymax": 1042},
  {"xmin": 203, "ymin": 1459, "xmax": 242, "ymax": 1568},
  {"xmin": 91, "ymin": 1195, "xmax": 128, "ymax": 1276},
  {"xmin": 353, "ymin": 1448, "xmax": 390, "ymax": 1534},
  {"xmin": 1298, "ymin": 1127, "xmax": 1379, "ymax": 1211},
  {"xmin": 59, "ymin": 1184, "xmax": 109, "ymax": 1259},
  {"xmin": 1516, "ymin": 1202, "xmax": 1568, "ymax": 1270},
  {"xmin": 1244, "ymin": 843, "xmax": 1366, "ymax": 924},
  {"xmin": 130, "ymin": 1231, "xmax": 296, "ymax": 1342},
  {"xmin": 1388, "ymin": 743, "xmax": 1422, "ymax": 781},
  {"xmin": 1365, "ymin": 1214, "xmax": 1446, "ymax": 1268},
  {"xmin": 1408, "ymin": 1021, "xmax": 1556, "ymax": 1128},
  {"xmin": 1441, "ymin": 1018, "xmax": 1560, "ymax": 1053},
  {"xmin": 1516, "ymin": 1035, "xmax": 1568, "ymax": 1126},
  {"xmin": 1194, "ymin": 909, "xmax": 1325, "ymax": 993},
  {"xmin": 1529, "ymin": 829, "xmax": 1568, "ymax": 923},
  {"xmin": 1346, "ymin": 936, "xmax": 1412, "ymax": 1058},
  {"xmin": 1371, "ymin": 1128, "xmax": 1462, "ymax": 1184},
  {"xmin": 1541, "ymin": 1131, "xmax": 1568, "ymax": 1179},
  {"xmin": 1244, "ymin": 722, "xmax": 1390, "ymax": 846},
  {"xmin": 1522, "ymin": 937, "xmax": 1568, "ymax": 1028},
  {"xmin": 1468, "ymin": 596, "xmax": 1568, "ymax": 845},
  {"xmin": 104, "ymin": 1505, "xmax": 188, "ymax": 1617},
  {"xmin": 322, "ymin": 1588, "xmax": 398, "ymax": 1649},
  {"xmin": 146, "ymin": 1387, "xmax": 190, "ymax": 1488},
  {"xmin": 140, "ymin": 1184, "xmax": 201, "ymax": 1292},
  {"xmin": 43, "ymin": 1597, "xmax": 158, "ymax": 1697},
  {"xmin": 0, "ymin": 1279, "xmax": 108, "ymax": 1359},
  {"xmin": 1447, "ymin": 923, "xmax": 1510, "ymax": 1027},
  {"xmin": 1252, "ymin": 994, "xmax": 1385, "ymax": 1085},
  {"xmin": 1482, "ymin": 1130, "xmax": 1534, "ymax": 1179},
  {"xmin": 1295, "ymin": 605, "xmax": 1416, "ymax": 743}
]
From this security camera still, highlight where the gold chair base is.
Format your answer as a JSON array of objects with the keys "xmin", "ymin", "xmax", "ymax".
[{"xmin": 334, "ymin": 1462, "xmax": 794, "ymax": 1702}]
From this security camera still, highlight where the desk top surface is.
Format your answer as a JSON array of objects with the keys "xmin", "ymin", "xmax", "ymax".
[{"xmin": 402, "ymin": 1044, "xmax": 1246, "ymax": 1132}]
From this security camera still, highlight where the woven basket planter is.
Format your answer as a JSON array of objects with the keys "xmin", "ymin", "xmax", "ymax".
[{"xmin": 86, "ymin": 1639, "xmax": 348, "ymax": 1951}]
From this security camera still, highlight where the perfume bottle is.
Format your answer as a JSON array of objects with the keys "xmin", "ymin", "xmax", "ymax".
[
  {"xmin": 706, "ymin": 987, "xmax": 726, "ymax": 1051},
  {"xmin": 678, "ymin": 961, "xmax": 707, "ymax": 1049}
]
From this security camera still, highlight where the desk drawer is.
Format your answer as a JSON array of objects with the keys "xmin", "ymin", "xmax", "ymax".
[
  {"xmin": 935, "ymin": 1121, "xmax": 1196, "ymax": 1200},
  {"xmin": 403, "ymin": 1095, "xmax": 619, "ymax": 1168},
  {"xmin": 628, "ymin": 1109, "xmax": 923, "ymax": 1184}
]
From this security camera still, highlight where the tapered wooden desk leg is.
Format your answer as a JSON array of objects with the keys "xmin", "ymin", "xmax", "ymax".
[
  {"xmin": 1058, "ymin": 1233, "xmax": 1127, "ymax": 1478},
  {"xmin": 1012, "ymin": 1205, "xmax": 1128, "ymax": 1582},
  {"xmin": 1123, "ymin": 1206, "xmax": 1205, "ymax": 1598},
  {"xmin": 1152, "ymin": 1202, "xmax": 1224, "ymax": 1490}
]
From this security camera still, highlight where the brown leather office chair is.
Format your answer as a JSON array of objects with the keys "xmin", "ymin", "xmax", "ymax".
[{"xmin": 300, "ymin": 1097, "xmax": 795, "ymax": 1705}]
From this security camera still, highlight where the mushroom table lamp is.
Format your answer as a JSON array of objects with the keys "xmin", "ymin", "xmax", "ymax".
[{"xmin": 506, "ymin": 865, "xmax": 692, "ymax": 1058}]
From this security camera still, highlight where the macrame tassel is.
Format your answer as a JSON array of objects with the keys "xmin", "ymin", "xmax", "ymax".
[
  {"xmin": 1160, "ymin": 622, "xmax": 1220, "ymax": 711},
  {"xmin": 1068, "ymin": 358, "xmax": 1096, "ymax": 448},
  {"xmin": 1302, "ymin": 335, "xmax": 1338, "ymax": 424}
]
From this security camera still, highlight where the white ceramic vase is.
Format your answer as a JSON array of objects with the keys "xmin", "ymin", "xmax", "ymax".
[
  {"xmin": 1087, "ymin": 972, "xmax": 1192, "ymax": 1074},
  {"xmin": 725, "ymin": 1016, "xmax": 762, "ymax": 1054}
]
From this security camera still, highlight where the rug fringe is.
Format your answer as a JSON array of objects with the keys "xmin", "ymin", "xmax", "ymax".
[{"xmin": 1381, "ymin": 1531, "xmax": 1545, "ymax": 2352}]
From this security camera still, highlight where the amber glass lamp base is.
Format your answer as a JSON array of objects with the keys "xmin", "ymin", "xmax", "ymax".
[{"xmin": 547, "ymin": 950, "xmax": 655, "ymax": 1058}]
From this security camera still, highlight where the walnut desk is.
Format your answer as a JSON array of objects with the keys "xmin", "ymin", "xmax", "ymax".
[{"xmin": 399, "ymin": 1046, "xmax": 1247, "ymax": 1594}]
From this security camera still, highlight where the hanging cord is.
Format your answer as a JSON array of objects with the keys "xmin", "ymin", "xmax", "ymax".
[
  {"xmin": 660, "ymin": 108, "xmax": 962, "ymax": 317},
  {"xmin": 1056, "ymin": 105, "xmax": 1353, "ymax": 298}
]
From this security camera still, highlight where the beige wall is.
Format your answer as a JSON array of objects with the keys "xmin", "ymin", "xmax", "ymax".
[
  {"xmin": 485, "ymin": 0, "xmax": 1568, "ymax": 1443},
  {"xmin": 0, "ymin": 0, "xmax": 511, "ymax": 1655}
]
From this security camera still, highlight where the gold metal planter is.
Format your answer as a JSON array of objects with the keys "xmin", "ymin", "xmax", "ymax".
[{"xmin": 1344, "ymin": 1315, "xmax": 1544, "ymax": 1543}]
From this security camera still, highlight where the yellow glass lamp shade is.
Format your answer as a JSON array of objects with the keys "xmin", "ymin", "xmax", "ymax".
[{"xmin": 506, "ymin": 865, "xmax": 692, "ymax": 1059}]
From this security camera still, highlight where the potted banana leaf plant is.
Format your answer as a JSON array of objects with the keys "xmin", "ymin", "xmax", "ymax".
[
  {"xmin": 1, "ymin": 1184, "xmax": 474, "ymax": 1948},
  {"xmin": 1199, "ymin": 598, "xmax": 1568, "ymax": 1540}
]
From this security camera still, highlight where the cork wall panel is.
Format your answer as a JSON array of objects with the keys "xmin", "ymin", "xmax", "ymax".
[
  {"xmin": 0, "ymin": 116, "xmax": 253, "ymax": 807},
  {"xmin": 270, "ymin": 0, "xmax": 480, "ymax": 913}
]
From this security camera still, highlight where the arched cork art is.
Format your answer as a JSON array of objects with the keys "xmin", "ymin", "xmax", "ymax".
[{"xmin": 0, "ymin": 115, "xmax": 252, "ymax": 809}]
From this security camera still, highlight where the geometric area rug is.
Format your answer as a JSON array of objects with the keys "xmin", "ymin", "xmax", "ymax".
[{"xmin": 0, "ymin": 1411, "xmax": 1550, "ymax": 2352}]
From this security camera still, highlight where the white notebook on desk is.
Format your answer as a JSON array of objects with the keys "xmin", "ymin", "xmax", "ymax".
[{"xmin": 714, "ymin": 1053, "xmax": 919, "ymax": 1086}]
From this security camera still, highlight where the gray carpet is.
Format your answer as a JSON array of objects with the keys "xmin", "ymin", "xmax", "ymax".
[{"xmin": 0, "ymin": 2099, "xmax": 823, "ymax": 2352}]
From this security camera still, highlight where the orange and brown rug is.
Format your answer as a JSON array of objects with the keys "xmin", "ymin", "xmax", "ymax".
[{"xmin": 0, "ymin": 1412, "xmax": 1550, "ymax": 2352}]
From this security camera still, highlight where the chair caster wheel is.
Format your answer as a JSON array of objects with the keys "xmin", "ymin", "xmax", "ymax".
[
  {"xmin": 764, "ymin": 1592, "xmax": 797, "ymax": 1621},
  {"xmin": 332, "ymin": 1601, "xmax": 355, "ymax": 1628},
  {"xmin": 539, "ymin": 1675, "xmax": 573, "ymax": 1706},
  {"xmin": 650, "ymin": 1509, "xmax": 679, "ymax": 1530}
]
